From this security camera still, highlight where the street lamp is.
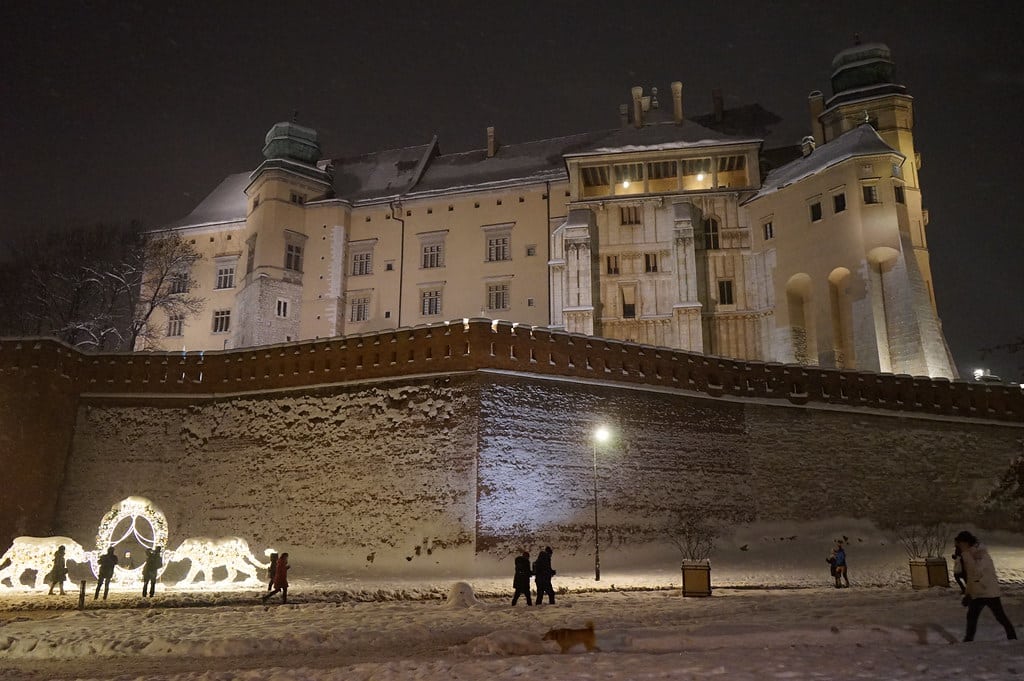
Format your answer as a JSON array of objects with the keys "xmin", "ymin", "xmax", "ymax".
[{"xmin": 592, "ymin": 426, "xmax": 610, "ymax": 581}]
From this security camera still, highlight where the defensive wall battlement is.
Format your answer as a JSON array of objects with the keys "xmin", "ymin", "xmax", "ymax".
[{"xmin": 2, "ymin": 319, "xmax": 1021, "ymax": 421}]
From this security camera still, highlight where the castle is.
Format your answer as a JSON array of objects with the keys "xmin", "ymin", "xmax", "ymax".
[{"xmin": 148, "ymin": 42, "xmax": 956, "ymax": 379}]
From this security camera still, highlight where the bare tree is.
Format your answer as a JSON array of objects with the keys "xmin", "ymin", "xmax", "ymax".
[
  {"xmin": 101, "ymin": 234, "xmax": 204, "ymax": 350},
  {"xmin": 0, "ymin": 224, "xmax": 203, "ymax": 351},
  {"xmin": 666, "ymin": 511, "xmax": 720, "ymax": 562}
]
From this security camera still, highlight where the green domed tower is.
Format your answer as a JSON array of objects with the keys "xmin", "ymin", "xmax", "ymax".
[{"xmin": 262, "ymin": 121, "xmax": 323, "ymax": 166}]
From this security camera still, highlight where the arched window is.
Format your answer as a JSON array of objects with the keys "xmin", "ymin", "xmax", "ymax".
[{"xmin": 702, "ymin": 217, "xmax": 720, "ymax": 250}]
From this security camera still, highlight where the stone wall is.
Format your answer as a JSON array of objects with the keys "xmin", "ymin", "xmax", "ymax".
[{"xmin": 1, "ymin": 326, "xmax": 1022, "ymax": 573}]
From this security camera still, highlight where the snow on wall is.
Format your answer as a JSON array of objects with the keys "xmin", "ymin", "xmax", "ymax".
[
  {"xmin": 52, "ymin": 371, "xmax": 1023, "ymax": 579},
  {"xmin": 57, "ymin": 377, "xmax": 479, "ymax": 574}
]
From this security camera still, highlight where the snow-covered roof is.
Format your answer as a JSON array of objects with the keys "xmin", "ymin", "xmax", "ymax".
[
  {"xmin": 746, "ymin": 124, "xmax": 903, "ymax": 202},
  {"xmin": 332, "ymin": 141, "xmax": 437, "ymax": 203},
  {"xmin": 162, "ymin": 172, "xmax": 251, "ymax": 230},
  {"xmin": 164, "ymin": 120, "xmax": 761, "ymax": 228}
]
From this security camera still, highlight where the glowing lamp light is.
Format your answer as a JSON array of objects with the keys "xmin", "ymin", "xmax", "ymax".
[
  {"xmin": 696, "ymin": 172, "xmax": 705, "ymax": 181},
  {"xmin": 622, "ymin": 180, "xmax": 631, "ymax": 188},
  {"xmin": 973, "ymin": 369, "xmax": 985, "ymax": 380},
  {"xmin": 595, "ymin": 426, "xmax": 610, "ymax": 444}
]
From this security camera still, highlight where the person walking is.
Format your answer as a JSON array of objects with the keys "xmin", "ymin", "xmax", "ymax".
[
  {"xmin": 832, "ymin": 540, "xmax": 849, "ymax": 588},
  {"xmin": 267, "ymin": 552, "xmax": 279, "ymax": 592},
  {"xmin": 142, "ymin": 546, "xmax": 163, "ymax": 598},
  {"xmin": 262, "ymin": 552, "xmax": 289, "ymax": 604},
  {"xmin": 47, "ymin": 546, "xmax": 67, "ymax": 595},
  {"xmin": 956, "ymin": 530, "xmax": 1017, "ymax": 642},
  {"xmin": 511, "ymin": 550, "xmax": 533, "ymax": 606},
  {"xmin": 534, "ymin": 546, "xmax": 556, "ymax": 605},
  {"xmin": 95, "ymin": 547, "xmax": 118, "ymax": 600},
  {"xmin": 952, "ymin": 545, "xmax": 967, "ymax": 595}
]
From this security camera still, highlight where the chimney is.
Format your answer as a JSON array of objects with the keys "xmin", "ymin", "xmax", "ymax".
[
  {"xmin": 486, "ymin": 126, "xmax": 497, "ymax": 158},
  {"xmin": 800, "ymin": 135, "xmax": 816, "ymax": 157},
  {"xmin": 671, "ymin": 81, "xmax": 683, "ymax": 124},
  {"xmin": 631, "ymin": 86, "xmax": 643, "ymax": 128},
  {"xmin": 712, "ymin": 88, "xmax": 724, "ymax": 123},
  {"xmin": 808, "ymin": 90, "xmax": 825, "ymax": 145},
  {"xmin": 618, "ymin": 103, "xmax": 629, "ymax": 128}
]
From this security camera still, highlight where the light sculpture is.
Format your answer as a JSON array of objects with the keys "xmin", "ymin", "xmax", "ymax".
[
  {"xmin": 92, "ymin": 496, "xmax": 169, "ymax": 587},
  {"xmin": 0, "ymin": 537, "xmax": 88, "ymax": 589},
  {"xmin": 168, "ymin": 537, "xmax": 270, "ymax": 588}
]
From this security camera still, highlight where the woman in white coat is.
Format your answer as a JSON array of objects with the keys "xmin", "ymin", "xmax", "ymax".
[{"xmin": 956, "ymin": 530, "xmax": 1017, "ymax": 642}]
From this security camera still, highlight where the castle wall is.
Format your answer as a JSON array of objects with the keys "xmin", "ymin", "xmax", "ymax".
[{"xmin": 2, "ymin": 327, "xmax": 1021, "ymax": 576}]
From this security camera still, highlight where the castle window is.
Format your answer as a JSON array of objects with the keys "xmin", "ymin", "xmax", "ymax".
[
  {"xmin": 810, "ymin": 202, "xmax": 823, "ymax": 222},
  {"xmin": 526, "ymin": 244, "xmax": 537, "ymax": 257},
  {"xmin": 169, "ymin": 273, "xmax": 188, "ymax": 294},
  {"xmin": 421, "ymin": 241, "xmax": 445, "ymax": 269},
  {"xmin": 212, "ymin": 310, "xmax": 231, "ymax": 334},
  {"xmin": 350, "ymin": 296, "xmax": 369, "ymax": 322},
  {"xmin": 245, "ymin": 235, "xmax": 257, "ymax": 276},
  {"xmin": 644, "ymin": 253, "xmax": 658, "ymax": 273},
  {"xmin": 215, "ymin": 264, "xmax": 235, "ymax": 290},
  {"xmin": 647, "ymin": 160, "xmax": 677, "ymax": 180},
  {"xmin": 276, "ymin": 299, "xmax": 289, "ymax": 318},
  {"xmin": 718, "ymin": 279, "xmax": 734, "ymax": 305},
  {"xmin": 167, "ymin": 315, "xmax": 184, "ymax": 337},
  {"xmin": 862, "ymin": 185, "xmax": 880, "ymax": 204},
  {"xmin": 620, "ymin": 206, "xmax": 641, "ymax": 225},
  {"xmin": 894, "ymin": 185, "xmax": 905, "ymax": 204},
  {"xmin": 482, "ymin": 224, "xmax": 513, "ymax": 262},
  {"xmin": 833, "ymin": 193, "xmax": 846, "ymax": 214},
  {"xmin": 621, "ymin": 285, "xmax": 637, "ymax": 319},
  {"xmin": 421, "ymin": 289, "xmax": 442, "ymax": 316},
  {"xmin": 763, "ymin": 221, "xmax": 774, "ymax": 240},
  {"xmin": 290, "ymin": 192, "xmax": 305, "ymax": 204},
  {"xmin": 702, "ymin": 217, "xmax": 720, "ymax": 250},
  {"xmin": 607, "ymin": 255, "xmax": 620, "ymax": 275},
  {"xmin": 285, "ymin": 243, "xmax": 303, "ymax": 272},
  {"xmin": 253, "ymin": 195, "xmax": 260, "ymax": 210},
  {"xmin": 486, "ymin": 282, "xmax": 510, "ymax": 310},
  {"xmin": 352, "ymin": 251, "xmax": 372, "ymax": 276}
]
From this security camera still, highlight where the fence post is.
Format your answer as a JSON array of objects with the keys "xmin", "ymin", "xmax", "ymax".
[{"xmin": 78, "ymin": 580, "xmax": 86, "ymax": 609}]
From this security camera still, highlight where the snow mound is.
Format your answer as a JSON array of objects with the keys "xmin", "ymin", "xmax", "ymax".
[
  {"xmin": 455, "ymin": 629, "xmax": 549, "ymax": 656},
  {"xmin": 443, "ymin": 581, "xmax": 481, "ymax": 608}
]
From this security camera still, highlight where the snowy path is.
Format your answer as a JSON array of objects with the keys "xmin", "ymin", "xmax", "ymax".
[{"xmin": 2, "ymin": 584, "xmax": 1023, "ymax": 680}]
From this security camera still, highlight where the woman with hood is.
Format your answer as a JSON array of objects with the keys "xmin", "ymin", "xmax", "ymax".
[
  {"xmin": 955, "ymin": 530, "xmax": 1017, "ymax": 642},
  {"xmin": 47, "ymin": 546, "xmax": 67, "ymax": 595}
]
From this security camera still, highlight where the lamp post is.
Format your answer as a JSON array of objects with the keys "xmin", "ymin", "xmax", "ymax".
[{"xmin": 592, "ymin": 426, "xmax": 610, "ymax": 581}]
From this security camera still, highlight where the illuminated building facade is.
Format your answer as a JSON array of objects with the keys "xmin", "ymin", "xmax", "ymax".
[{"xmin": 147, "ymin": 43, "xmax": 955, "ymax": 378}]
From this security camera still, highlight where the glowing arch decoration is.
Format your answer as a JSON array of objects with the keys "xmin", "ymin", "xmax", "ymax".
[{"xmin": 92, "ymin": 496, "xmax": 169, "ymax": 586}]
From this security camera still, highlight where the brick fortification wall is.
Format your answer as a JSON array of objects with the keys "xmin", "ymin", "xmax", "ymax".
[
  {"xmin": 0, "ymin": 342, "xmax": 81, "ymax": 551},
  {"xmin": 1, "ymin": 322, "xmax": 1021, "ymax": 572}
]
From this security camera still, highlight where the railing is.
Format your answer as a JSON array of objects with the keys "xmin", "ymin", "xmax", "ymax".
[{"xmin": 2, "ymin": 320, "xmax": 1022, "ymax": 422}]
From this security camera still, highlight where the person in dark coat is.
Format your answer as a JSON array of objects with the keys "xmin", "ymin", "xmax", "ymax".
[
  {"xmin": 95, "ymin": 546, "xmax": 118, "ymax": 600},
  {"xmin": 47, "ymin": 546, "xmax": 67, "ymax": 595},
  {"xmin": 262, "ymin": 552, "xmax": 290, "ymax": 604},
  {"xmin": 511, "ymin": 550, "xmax": 533, "ymax": 606},
  {"xmin": 142, "ymin": 546, "xmax": 163, "ymax": 597},
  {"xmin": 267, "ymin": 552, "xmax": 279, "ymax": 592},
  {"xmin": 534, "ymin": 546, "xmax": 556, "ymax": 605}
]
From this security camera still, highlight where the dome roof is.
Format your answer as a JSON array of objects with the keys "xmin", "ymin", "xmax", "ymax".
[
  {"xmin": 829, "ymin": 42, "xmax": 896, "ymax": 96},
  {"xmin": 262, "ymin": 121, "xmax": 322, "ymax": 165}
]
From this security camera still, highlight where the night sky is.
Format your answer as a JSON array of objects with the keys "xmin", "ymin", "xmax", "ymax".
[{"xmin": 2, "ymin": 1, "xmax": 1021, "ymax": 381}]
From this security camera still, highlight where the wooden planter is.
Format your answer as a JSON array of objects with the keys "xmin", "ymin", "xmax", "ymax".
[
  {"xmin": 909, "ymin": 557, "xmax": 949, "ymax": 589},
  {"xmin": 681, "ymin": 560, "xmax": 712, "ymax": 597}
]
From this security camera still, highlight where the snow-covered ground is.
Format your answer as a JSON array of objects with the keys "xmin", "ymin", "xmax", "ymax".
[{"xmin": 2, "ymin": 563, "xmax": 1024, "ymax": 681}]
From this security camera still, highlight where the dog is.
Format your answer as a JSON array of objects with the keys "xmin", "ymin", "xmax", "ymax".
[{"xmin": 542, "ymin": 621, "xmax": 601, "ymax": 653}]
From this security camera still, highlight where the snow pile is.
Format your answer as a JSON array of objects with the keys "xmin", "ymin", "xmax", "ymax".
[{"xmin": 442, "ymin": 581, "xmax": 482, "ymax": 609}]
